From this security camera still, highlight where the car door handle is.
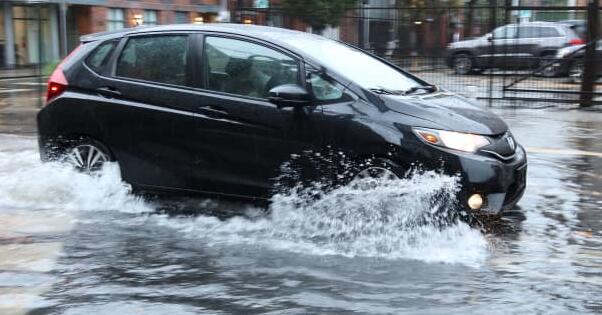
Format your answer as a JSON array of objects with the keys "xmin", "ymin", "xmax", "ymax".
[
  {"xmin": 197, "ymin": 105, "xmax": 229, "ymax": 117},
  {"xmin": 96, "ymin": 87, "xmax": 121, "ymax": 98}
]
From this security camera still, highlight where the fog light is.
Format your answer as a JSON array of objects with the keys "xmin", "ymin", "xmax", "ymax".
[{"xmin": 468, "ymin": 194, "xmax": 483, "ymax": 210}]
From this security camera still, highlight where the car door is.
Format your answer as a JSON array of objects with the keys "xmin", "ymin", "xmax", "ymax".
[
  {"xmin": 489, "ymin": 25, "xmax": 520, "ymax": 68},
  {"xmin": 191, "ymin": 35, "xmax": 351, "ymax": 198},
  {"xmin": 97, "ymin": 33, "xmax": 203, "ymax": 191},
  {"xmin": 515, "ymin": 26, "xmax": 547, "ymax": 68},
  {"xmin": 185, "ymin": 34, "xmax": 308, "ymax": 197},
  {"xmin": 252, "ymin": 69, "xmax": 357, "ymax": 192}
]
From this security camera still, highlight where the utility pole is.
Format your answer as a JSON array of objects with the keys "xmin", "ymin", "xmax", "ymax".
[{"xmin": 579, "ymin": 0, "xmax": 599, "ymax": 108}]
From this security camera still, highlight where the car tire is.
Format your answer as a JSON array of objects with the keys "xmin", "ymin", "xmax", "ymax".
[
  {"xmin": 348, "ymin": 158, "xmax": 406, "ymax": 184},
  {"xmin": 60, "ymin": 137, "xmax": 114, "ymax": 173},
  {"xmin": 537, "ymin": 53, "xmax": 558, "ymax": 77},
  {"xmin": 453, "ymin": 53, "xmax": 474, "ymax": 75},
  {"xmin": 569, "ymin": 59, "xmax": 584, "ymax": 83}
]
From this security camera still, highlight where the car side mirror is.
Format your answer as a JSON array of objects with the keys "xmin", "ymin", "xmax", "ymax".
[
  {"xmin": 486, "ymin": 33, "xmax": 493, "ymax": 41},
  {"xmin": 268, "ymin": 84, "xmax": 311, "ymax": 108}
]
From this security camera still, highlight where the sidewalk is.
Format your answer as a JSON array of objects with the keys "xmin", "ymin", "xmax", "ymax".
[
  {"xmin": 0, "ymin": 77, "xmax": 44, "ymax": 135},
  {"xmin": 0, "ymin": 68, "xmax": 43, "ymax": 80}
]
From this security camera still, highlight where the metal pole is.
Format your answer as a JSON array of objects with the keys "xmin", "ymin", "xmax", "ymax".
[
  {"xmin": 579, "ymin": 0, "xmax": 599, "ymax": 108},
  {"xmin": 3, "ymin": 1, "xmax": 16, "ymax": 68},
  {"xmin": 59, "ymin": 0, "xmax": 68, "ymax": 57},
  {"xmin": 487, "ymin": 0, "xmax": 497, "ymax": 107},
  {"xmin": 358, "ymin": 2, "xmax": 365, "ymax": 49},
  {"xmin": 38, "ymin": 5, "xmax": 43, "ymax": 108}
]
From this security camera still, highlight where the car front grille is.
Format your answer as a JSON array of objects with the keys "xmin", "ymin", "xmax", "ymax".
[{"xmin": 481, "ymin": 132, "xmax": 517, "ymax": 161}]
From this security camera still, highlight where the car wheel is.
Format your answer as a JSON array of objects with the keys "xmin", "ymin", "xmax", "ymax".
[
  {"xmin": 538, "ymin": 54, "xmax": 558, "ymax": 77},
  {"xmin": 453, "ymin": 54, "xmax": 474, "ymax": 75},
  {"xmin": 569, "ymin": 59, "xmax": 583, "ymax": 83},
  {"xmin": 62, "ymin": 139, "xmax": 113, "ymax": 173},
  {"xmin": 353, "ymin": 166, "xmax": 399, "ymax": 181},
  {"xmin": 348, "ymin": 158, "xmax": 405, "ymax": 187}
]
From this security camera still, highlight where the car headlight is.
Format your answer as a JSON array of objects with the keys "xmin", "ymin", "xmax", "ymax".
[{"xmin": 413, "ymin": 127, "xmax": 490, "ymax": 153}]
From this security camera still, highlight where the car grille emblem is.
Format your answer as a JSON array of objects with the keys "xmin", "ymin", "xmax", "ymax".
[{"xmin": 507, "ymin": 136, "xmax": 516, "ymax": 151}]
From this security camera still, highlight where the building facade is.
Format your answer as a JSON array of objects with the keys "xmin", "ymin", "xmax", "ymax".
[{"xmin": 1, "ymin": 0, "xmax": 228, "ymax": 69}]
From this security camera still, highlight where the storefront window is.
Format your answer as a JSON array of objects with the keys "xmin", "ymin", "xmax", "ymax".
[
  {"xmin": 12, "ymin": 6, "xmax": 57, "ymax": 66},
  {"xmin": 107, "ymin": 8, "xmax": 125, "ymax": 31}
]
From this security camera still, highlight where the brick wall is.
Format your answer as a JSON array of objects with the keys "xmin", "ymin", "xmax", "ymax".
[{"xmin": 75, "ymin": 0, "xmax": 223, "ymax": 35}]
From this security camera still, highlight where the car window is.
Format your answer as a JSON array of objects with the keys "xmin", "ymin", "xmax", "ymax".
[
  {"xmin": 203, "ymin": 36, "xmax": 299, "ymax": 98},
  {"xmin": 277, "ymin": 35, "xmax": 424, "ymax": 93},
  {"xmin": 116, "ymin": 35, "xmax": 189, "ymax": 86},
  {"xmin": 493, "ymin": 26, "xmax": 517, "ymax": 39},
  {"xmin": 308, "ymin": 73, "xmax": 344, "ymax": 102},
  {"xmin": 517, "ymin": 26, "xmax": 557, "ymax": 38},
  {"xmin": 540, "ymin": 27, "xmax": 560, "ymax": 37},
  {"xmin": 86, "ymin": 40, "xmax": 118, "ymax": 73}
]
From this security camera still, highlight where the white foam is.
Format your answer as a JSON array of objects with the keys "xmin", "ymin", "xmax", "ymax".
[
  {"xmin": 154, "ymin": 173, "xmax": 489, "ymax": 267},
  {"xmin": 0, "ymin": 135, "xmax": 149, "ymax": 213},
  {"xmin": 0, "ymin": 134, "xmax": 489, "ymax": 266}
]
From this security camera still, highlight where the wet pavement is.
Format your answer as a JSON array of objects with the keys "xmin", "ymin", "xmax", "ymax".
[{"xmin": 1, "ymin": 82, "xmax": 602, "ymax": 314}]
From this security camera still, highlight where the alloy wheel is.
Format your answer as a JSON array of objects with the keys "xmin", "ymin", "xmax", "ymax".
[
  {"xmin": 569, "ymin": 60, "xmax": 583, "ymax": 83},
  {"xmin": 65, "ymin": 144, "xmax": 109, "ymax": 173},
  {"xmin": 353, "ymin": 167, "xmax": 399, "ymax": 181},
  {"xmin": 454, "ymin": 55, "xmax": 473, "ymax": 75},
  {"xmin": 538, "ymin": 58, "xmax": 557, "ymax": 77}
]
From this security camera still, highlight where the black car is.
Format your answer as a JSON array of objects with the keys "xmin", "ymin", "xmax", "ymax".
[
  {"xmin": 446, "ymin": 22, "xmax": 584, "ymax": 76},
  {"xmin": 38, "ymin": 24, "xmax": 527, "ymax": 214},
  {"xmin": 549, "ymin": 40, "xmax": 602, "ymax": 80}
]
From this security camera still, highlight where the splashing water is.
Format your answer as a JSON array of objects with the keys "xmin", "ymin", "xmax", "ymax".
[
  {"xmin": 0, "ymin": 135, "xmax": 489, "ymax": 266},
  {"xmin": 0, "ymin": 135, "xmax": 149, "ymax": 213},
  {"xmin": 154, "ymin": 173, "xmax": 489, "ymax": 266}
]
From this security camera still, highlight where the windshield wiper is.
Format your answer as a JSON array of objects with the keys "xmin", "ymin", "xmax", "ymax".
[
  {"xmin": 369, "ymin": 87, "xmax": 402, "ymax": 95},
  {"xmin": 402, "ymin": 84, "xmax": 437, "ymax": 95}
]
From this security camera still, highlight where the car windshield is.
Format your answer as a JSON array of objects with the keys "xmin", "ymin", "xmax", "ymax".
[{"xmin": 278, "ymin": 35, "xmax": 424, "ymax": 93}]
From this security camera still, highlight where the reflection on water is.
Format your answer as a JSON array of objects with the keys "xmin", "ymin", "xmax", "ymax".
[{"xmin": 0, "ymin": 108, "xmax": 601, "ymax": 314}]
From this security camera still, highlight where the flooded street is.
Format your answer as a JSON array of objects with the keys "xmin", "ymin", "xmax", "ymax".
[{"xmin": 1, "ymin": 108, "xmax": 601, "ymax": 314}]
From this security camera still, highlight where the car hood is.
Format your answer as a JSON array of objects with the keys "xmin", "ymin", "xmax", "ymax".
[{"xmin": 381, "ymin": 93, "xmax": 508, "ymax": 135}]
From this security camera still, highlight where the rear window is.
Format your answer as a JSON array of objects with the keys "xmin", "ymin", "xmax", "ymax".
[
  {"xmin": 85, "ymin": 40, "xmax": 118, "ymax": 73},
  {"xmin": 116, "ymin": 35, "xmax": 189, "ymax": 86}
]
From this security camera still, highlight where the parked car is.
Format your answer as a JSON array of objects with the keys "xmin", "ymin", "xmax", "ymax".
[
  {"xmin": 446, "ymin": 22, "xmax": 584, "ymax": 76},
  {"xmin": 38, "ymin": 24, "xmax": 527, "ymax": 214},
  {"xmin": 549, "ymin": 40, "xmax": 602, "ymax": 81},
  {"xmin": 557, "ymin": 20, "xmax": 587, "ymax": 39}
]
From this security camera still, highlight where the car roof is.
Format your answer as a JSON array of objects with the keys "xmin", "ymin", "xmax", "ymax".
[
  {"xmin": 503, "ymin": 21, "xmax": 564, "ymax": 28},
  {"xmin": 80, "ymin": 24, "xmax": 318, "ymax": 55}
]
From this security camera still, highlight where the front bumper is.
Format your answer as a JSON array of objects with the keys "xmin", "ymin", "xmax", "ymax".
[{"xmin": 454, "ymin": 145, "xmax": 527, "ymax": 214}]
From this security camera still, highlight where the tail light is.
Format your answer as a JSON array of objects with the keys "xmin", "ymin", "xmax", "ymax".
[
  {"xmin": 569, "ymin": 38, "xmax": 585, "ymax": 46},
  {"xmin": 46, "ymin": 45, "xmax": 81, "ymax": 103},
  {"xmin": 46, "ymin": 69, "xmax": 68, "ymax": 102}
]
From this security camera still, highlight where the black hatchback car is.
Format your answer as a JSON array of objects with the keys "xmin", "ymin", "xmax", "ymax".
[{"xmin": 38, "ymin": 24, "xmax": 526, "ymax": 214}]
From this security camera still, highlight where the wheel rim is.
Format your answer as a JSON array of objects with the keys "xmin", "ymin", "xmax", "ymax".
[
  {"xmin": 539, "ymin": 59, "xmax": 555, "ymax": 77},
  {"xmin": 455, "ymin": 56, "xmax": 471, "ymax": 74},
  {"xmin": 66, "ymin": 144, "xmax": 109, "ymax": 172},
  {"xmin": 353, "ymin": 167, "xmax": 399, "ymax": 181},
  {"xmin": 569, "ymin": 62, "xmax": 583, "ymax": 79}
]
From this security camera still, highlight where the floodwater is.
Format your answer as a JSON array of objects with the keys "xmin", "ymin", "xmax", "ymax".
[{"xmin": 0, "ymin": 108, "xmax": 601, "ymax": 314}]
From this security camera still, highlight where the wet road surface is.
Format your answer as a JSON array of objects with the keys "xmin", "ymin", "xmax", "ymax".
[{"xmin": 0, "ymin": 105, "xmax": 601, "ymax": 314}]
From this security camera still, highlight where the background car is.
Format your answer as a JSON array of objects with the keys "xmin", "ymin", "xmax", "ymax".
[
  {"xmin": 550, "ymin": 40, "xmax": 602, "ymax": 81},
  {"xmin": 446, "ymin": 21, "xmax": 584, "ymax": 75},
  {"xmin": 557, "ymin": 20, "xmax": 587, "ymax": 40}
]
